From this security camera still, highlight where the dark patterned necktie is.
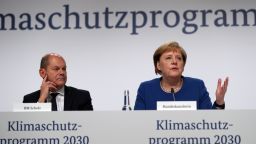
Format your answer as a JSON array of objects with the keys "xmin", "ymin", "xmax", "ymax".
[{"xmin": 51, "ymin": 93, "xmax": 59, "ymax": 111}]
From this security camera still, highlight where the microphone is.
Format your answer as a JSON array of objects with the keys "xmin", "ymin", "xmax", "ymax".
[
  {"xmin": 122, "ymin": 90, "xmax": 132, "ymax": 111},
  {"xmin": 124, "ymin": 91, "xmax": 127, "ymax": 106},
  {"xmin": 127, "ymin": 90, "xmax": 131, "ymax": 107},
  {"xmin": 171, "ymin": 88, "xmax": 175, "ymax": 101}
]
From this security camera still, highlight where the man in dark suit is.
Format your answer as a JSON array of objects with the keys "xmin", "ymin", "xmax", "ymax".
[{"xmin": 23, "ymin": 53, "xmax": 93, "ymax": 111}]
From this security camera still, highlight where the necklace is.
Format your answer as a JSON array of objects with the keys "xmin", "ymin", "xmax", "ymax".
[{"xmin": 160, "ymin": 78, "xmax": 183, "ymax": 93}]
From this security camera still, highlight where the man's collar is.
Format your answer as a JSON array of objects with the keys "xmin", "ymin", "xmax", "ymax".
[{"xmin": 55, "ymin": 86, "xmax": 65, "ymax": 96}]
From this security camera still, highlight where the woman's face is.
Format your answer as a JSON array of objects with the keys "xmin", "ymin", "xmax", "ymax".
[{"xmin": 157, "ymin": 50, "xmax": 185, "ymax": 78}]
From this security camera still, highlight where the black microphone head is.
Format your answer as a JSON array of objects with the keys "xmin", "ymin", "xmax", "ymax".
[{"xmin": 171, "ymin": 88, "xmax": 175, "ymax": 93}]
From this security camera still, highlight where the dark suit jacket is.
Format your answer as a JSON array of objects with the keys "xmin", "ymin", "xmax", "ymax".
[{"xmin": 23, "ymin": 86, "xmax": 93, "ymax": 111}]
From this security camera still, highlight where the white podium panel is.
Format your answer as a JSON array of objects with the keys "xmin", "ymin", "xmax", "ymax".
[{"xmin": 0, "ymin": 110, "xmax": 255, "ymax": 144}]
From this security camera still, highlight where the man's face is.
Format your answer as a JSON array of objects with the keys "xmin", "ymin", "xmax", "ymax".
[{"xmin": 41, "ymin": 56, "xmax": 67, "ymax": 90}]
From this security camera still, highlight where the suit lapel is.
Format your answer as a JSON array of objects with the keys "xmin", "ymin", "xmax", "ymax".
[{"xmin": 64, "ymin": 86, "xmax": 73, "ymax": 110}]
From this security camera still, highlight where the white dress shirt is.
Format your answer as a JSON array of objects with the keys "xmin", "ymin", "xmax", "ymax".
[{"xmin": 48, "ymin": 87, "xmax": 65, "ymax": 111}]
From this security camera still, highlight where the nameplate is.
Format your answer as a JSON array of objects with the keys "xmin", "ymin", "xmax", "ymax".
[
  {"xmin": 13, "ymin": 103, "xmax": 51, "ymax": 112},
  {"xmin": 157, "ymin": 101, "xmax": 197, "ymax": 110}
]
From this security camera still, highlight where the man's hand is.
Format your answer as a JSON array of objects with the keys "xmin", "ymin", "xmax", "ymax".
[{"xmin": 38, "ymin": 75, "xmax": 57, "ymax": 103}]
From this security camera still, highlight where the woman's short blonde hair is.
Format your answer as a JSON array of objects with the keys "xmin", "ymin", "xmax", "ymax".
[{"xmin": 153, "ymin": 41, "xmax": 187, "ymax": 74}]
